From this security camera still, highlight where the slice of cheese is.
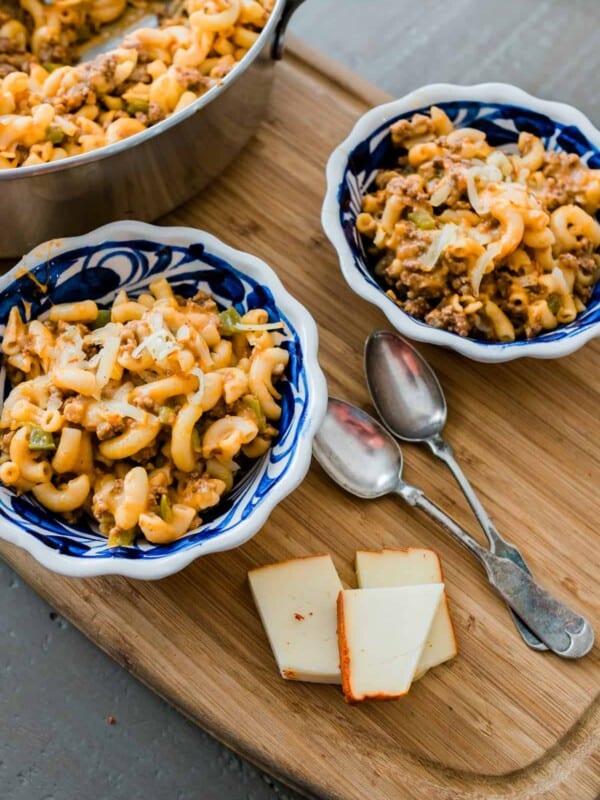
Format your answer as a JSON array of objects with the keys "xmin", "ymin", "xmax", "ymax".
[
  {"xmin": 355, "ymin": 548, "xmax": 457, "ymax": 677},
  {"xmin": 337, "ymin": 584, "xmax": 444, "ymax": 703},
  {"xmin": 356, "ymin": 547, "xmax": 443, "ymax": 587},
  {"xmin": 248, "ymin": 554, "xmax": 343, "ymax": 684}
]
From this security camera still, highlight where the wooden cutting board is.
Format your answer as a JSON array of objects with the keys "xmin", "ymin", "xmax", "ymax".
[{"xmin": 1, "ymin": 38, "xmax": 599, "ymax": 800}]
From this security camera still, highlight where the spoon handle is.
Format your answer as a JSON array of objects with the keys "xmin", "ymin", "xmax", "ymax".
[
  {"xmin": 426, "ymin": 434, "xmax": 547, "ymax": 651},
  {"xmin": 396, "ymin": 482, "xmax": 489, "ymax": 560},
  {"xmin": 396, "ymin": 484, "xmax": 594, "ymax": 658},
  {"xmin": 427, "ymin": 434, "xmax": 528, "ymax": 565}
]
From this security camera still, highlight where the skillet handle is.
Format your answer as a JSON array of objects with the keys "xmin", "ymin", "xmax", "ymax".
[{"xmin": 272, "ymin": 0, "xmax": 306, "ymax": 59}]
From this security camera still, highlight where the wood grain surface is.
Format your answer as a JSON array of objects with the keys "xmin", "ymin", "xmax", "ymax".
[{"xmin": 1, "ymin": 40, "xmax": 599, "ymax": 800}]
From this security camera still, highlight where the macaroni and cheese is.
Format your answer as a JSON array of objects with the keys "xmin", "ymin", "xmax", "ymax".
[
  {"xmin": 356, "ymin": 106, "xmax": 600, "ymax": 340},
  {"xmin": 0, "ymin": 0, "xmax": 273, "ymax": 167},
  {"xmin": 0, "ymin": 278, "xmax": 289, "ymax": 546}
]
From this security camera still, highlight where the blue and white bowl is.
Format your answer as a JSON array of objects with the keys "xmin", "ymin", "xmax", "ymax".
[
  {"xmin": 322, "ymin": 83, "xmax": 600, "ymax": 363},
  {"xmin": 0, "ymin": 221, "xmax": 327, "ymax": 579}
]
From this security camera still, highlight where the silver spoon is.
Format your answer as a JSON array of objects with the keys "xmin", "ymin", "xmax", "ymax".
[
  {"xmin": 313, "ymin": 397, "xmax": 594, "ymax": 659},
  {"xmin": 364, "ymin": 329, "xmax": 546, "ymax": 651}
]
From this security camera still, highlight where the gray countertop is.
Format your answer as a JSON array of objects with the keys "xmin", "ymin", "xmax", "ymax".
[{"xmin": 2, "ymin": 1, "xmax": 599, "ymax": 798}]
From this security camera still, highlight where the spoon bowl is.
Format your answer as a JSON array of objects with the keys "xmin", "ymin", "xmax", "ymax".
[
  {"xmin": 313, "ymin": 397, "xmax": 402, "ymax": 499},
  {"xmin": 365, "ymin": 330, "xmax": 446, "ymax": 442}
]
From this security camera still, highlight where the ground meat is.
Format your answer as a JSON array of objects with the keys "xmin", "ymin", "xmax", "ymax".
[
  {"xmin": 493, "ymin": 270, "xmax": 514, "ymax": 298},
  {"xmin": 92, "ymin": 495, "xmax": 110, "ymax": 517},
  {"xmin": 174, "ymin": 66, "xmax": 206, "ymax": 90},
  {"xmin": 129, "ymin": 441, "xmax": 160, "ymax": 463},
  {"xmin": 386, "ymin": 173, "xmax": 427, "ymax": 203},
  {"xmin": 559, "ymin": 252, "xmax": 599, "ymax": 301},
  {"xmin": 133, "ymin": 101, "xmax": 165, "ymax": 126},
  {"xmin": 531, "ymin": 151, "xmax": 585, "ymax": 211},
  {"xmin": 0, "ymin": 36, "xmax": 21, "ymax": 55},
  {"xmin": 524, "ymin": 319, "xmax": 544, "ymax": 339},
  {"xmin": 402, "ymin": 296, "xmax": 430, "ymax": 318},
  {"xmin": 53, "ymin": 52, "xmax": 118, "ymax": 114},
  {"xmin": 147, "ymin": 101, "xmax": 165, "ymax": 124},
  {"xmin": 171, "ymin": 67, "xmax": 217, "ymax": 92},
  {"xmin": 128, "ymin": 64, "xmax": 152, "ymax": 84},
  {"xmin": 92, "ymin": 478, "xmax": 123, "ymax": 519},
  {"xmin": 397, "ymin": 268, "xmax": 447, "ymax": 299},
  {"xmin": 191, "ymin": 291, "xmax": 218, "ymax": 312},
  {"xmin": 425, "ymin": 304, "xmax": 470, "ymax": 337},
  {"xmin": 62, "ymin": 508, "xmax": 85, "ymax": 524},
  {"xmin": 559, "ymin": 252, "xmax": 597, "ymax": 278},
  {"xmin": 0, "ymin": 1, "xmax": 28, "ymax": 28},
  {"xmin": 96, "ymin": 419, "xmax": 126, "ymax": 440},
  {"xmin": 53, "ymin": 81, "xmax": 97, "ymax": 113},
  {"xmin": 501, "ymin": 297, "xmax": 528, "ymax": 320},
  {"xmin": 543, "ymin": 150, "xmax": 580, "ymax": 175},
  {"xmin": 208, "ymin": 59, "xmax": 232, "ymax": 80},
  {"xmin": 178, "ymin": 475, "xmax": 224, "ymax": 512},
  {"xmin": 132, "ymin": 395, "xmax": 156, "ymax": 412},
  {"xmin": 0, "ymin": 37, "xmax": 35, "ymax": 76},
  {"xmin": 1, "ymin": 430, "xmax": 15, "ymax": 448},
  {"xmin": 148, "ymin": 485, "xmax": 166, "ymax": 509},
  {"xmin": 449, "ymin": 272, "xmax": 473, "ymax": 295},
  {"xmin": 390, "ymin": 114, "xmax": 435, "ymax": 147},
  {"xmin": 63, "ymin": 396, "xmax": 87, "ymax": 424},
  {"xmin": 37, "ymin": 38, "xmax": 71, "ymax": 65},
  {"xmin": 386, "ymin": 226, "xmax": 430, "ymax": 267}
]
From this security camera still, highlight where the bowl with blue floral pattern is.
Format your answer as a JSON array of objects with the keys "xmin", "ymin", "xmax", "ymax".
[
  {"xmin": 322, "ymin": 83, "xmax": 600, "ymax": 362},
  {"xmin": 0, "ymin": 221, "xmax": 327, "ymax": 579}
]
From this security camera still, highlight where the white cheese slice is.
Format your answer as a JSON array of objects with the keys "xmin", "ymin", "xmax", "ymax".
[
  {"xmin": 355, "ymin": 548, "xmax": 457, "ymax": 677},
  {"xmin": 248, "ymin": 554, "xmax": 343, "ymax": 684},
  {"xmin": 338, "ymin": 584, "xmax": 444, "ymax": 703}
]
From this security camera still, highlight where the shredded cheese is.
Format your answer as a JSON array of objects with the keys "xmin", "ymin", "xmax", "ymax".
[
  {"xmin": 132, "ymin": 330, "xmax": 180, "ymax": 361},
  {"xmin": 148, "ymin": 310, "xmax": 165, "ymax": 333}
]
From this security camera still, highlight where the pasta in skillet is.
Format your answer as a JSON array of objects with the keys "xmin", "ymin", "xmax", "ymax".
[
  {"xmin": 356, "ymin": 106, "xmax": 600, "ymax": 341},
  {"xmin": 0, "ymin": 278, "xmax": 289, "ymax": 546},
  {"xmin": 0, "ymin": 0, "xmax": 273, "ymax": 167}
]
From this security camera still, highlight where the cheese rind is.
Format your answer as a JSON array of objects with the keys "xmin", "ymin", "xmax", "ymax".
[
  {"xmin": 337, "ymin": 584, "xmax": 444, "ymax": 703},
  {"xmin": 248, "ymin": 554, "xmax": 343, "ymax": 684},
  {"xmin": 355, "ymin": 548, "xmax": 457, "ymax": 676}
]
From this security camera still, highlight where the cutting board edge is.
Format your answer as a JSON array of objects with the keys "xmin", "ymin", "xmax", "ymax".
[
  {"xmin": 3, "ymin": 542, "xmax": 599, "ymax": 800},
  {"xmin": 285, "ymin": 34, "xmax": 392, "ymax": 108},
  {"xmin": 2, "ymin": 36, "xmax": 600, "ymax": 800}
]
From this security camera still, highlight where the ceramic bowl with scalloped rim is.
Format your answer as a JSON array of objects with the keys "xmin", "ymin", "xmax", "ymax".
[
  {"xmin": 322, "ymin": 83, "xmax": 600, "ymax": 362},
  {"xmin": 0, "ymin": 221, "xmax": 327, "ymax": 579}
]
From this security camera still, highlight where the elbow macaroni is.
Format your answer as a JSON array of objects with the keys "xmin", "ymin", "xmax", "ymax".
[
  {"xmin": 0, "ymin": 0, "xmax": 273, "ymax": 168},
  {"xmin": 0, "ymin": 278, "xmax": 288, "ymax": 545},
  {"xmin": 358, "ymin": 107, "xmax": 600, "ymax": 341}
]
